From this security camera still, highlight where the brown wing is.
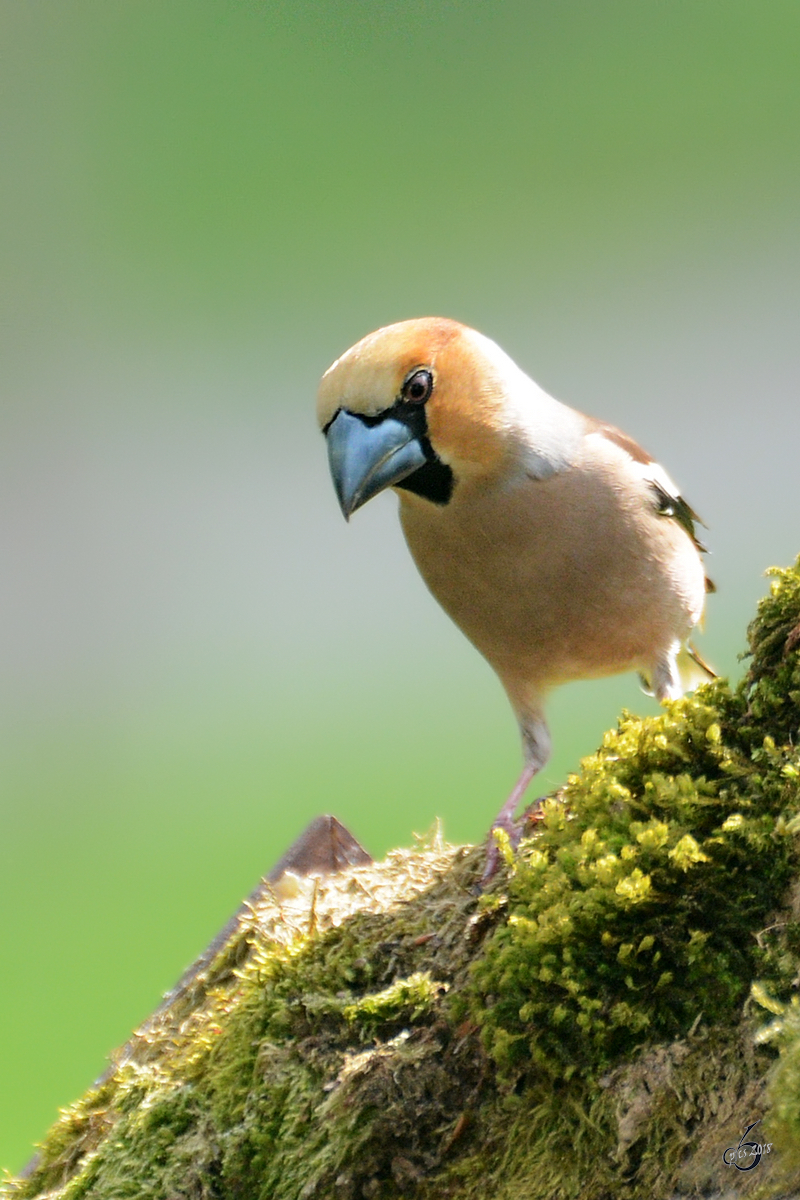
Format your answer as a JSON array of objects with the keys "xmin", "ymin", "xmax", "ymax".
[
  {"xmin": 649, "ymin": 479, "xmax": 708, "ymax": 554},
  {"xmin": 590, "ymin": 418, "xmax": 654, "ymax": 466}
]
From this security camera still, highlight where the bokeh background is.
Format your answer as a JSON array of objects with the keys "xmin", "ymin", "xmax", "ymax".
[{"xmin": 1, "ymin": 0, "xmax": 799, "ymax": 1173}]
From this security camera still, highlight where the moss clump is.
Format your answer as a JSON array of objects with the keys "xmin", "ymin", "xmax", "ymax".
[
  {"xmin": 467, "ymin": 682, "xmax": 799, "ymax": 1084},
  {"xmin": 756, "ymin": 990, "xmax": 800, "ymax": 1173},
  {"xmin": 5, "ymin": 558, "xmax": 800, "ymax": 1200}
]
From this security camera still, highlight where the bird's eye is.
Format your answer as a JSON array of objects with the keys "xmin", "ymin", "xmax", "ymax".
[{"xmin": 402, "ymin": 369, "xmax": 433, "ymax": 404}]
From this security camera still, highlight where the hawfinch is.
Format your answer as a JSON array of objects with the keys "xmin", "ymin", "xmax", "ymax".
[{"xmin": 317, "ymin": 318, "xmax": 714, "ymax": 878}]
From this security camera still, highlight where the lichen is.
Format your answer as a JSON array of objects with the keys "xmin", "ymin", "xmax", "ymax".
[{"xmin": 6, "ymin": 557, "xmax": 800, "ymax": 1200}]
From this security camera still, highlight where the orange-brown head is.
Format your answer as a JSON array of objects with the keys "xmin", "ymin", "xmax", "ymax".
[{"xmin": 317, "ymin": 317, "xmax": 550, "ymax": 517}]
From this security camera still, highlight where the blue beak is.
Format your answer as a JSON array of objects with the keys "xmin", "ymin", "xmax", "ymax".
[{"xmin": 325, "ymin": 409, "xmax": 428, "ymax": 519}]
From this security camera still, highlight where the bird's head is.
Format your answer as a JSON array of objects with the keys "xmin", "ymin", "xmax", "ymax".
[{"xmin": 317, "ymin": 317, "xmax": 526, "ymax": 519}]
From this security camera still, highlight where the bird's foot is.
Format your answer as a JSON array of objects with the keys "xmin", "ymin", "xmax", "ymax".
[
  {"xmin": 478, "ymin": 761, "xmax": 541, "ymax": 889},
  {"xmin": 481, "ymin": 813, "xmax": 523, "ymax": 887},
  {"xmin": 480, "ymin": 796, "xmax": 546, "ymax": 888}
]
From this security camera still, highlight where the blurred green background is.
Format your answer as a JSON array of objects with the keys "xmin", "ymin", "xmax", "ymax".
[{"xmin": 2, "ymin": 0, "xmax": 799, "ymax": 1173}]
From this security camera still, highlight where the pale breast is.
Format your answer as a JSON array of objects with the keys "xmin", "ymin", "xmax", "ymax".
[{"xmin": 397, "ymin": 461, "xmax": 706, "ymax": 698}]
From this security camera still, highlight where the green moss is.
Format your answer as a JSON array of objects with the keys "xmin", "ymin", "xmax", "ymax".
[
  {"xmin": 466, "ymin": 682, "xmax": 800, "ymax": 1085},
  {"xmin": 753, "ymin": 986, "xmax": 800, "ymax": 1171},
  {"xmin": 6, "ymin": 557, "xmax": 800, "ymax": 1200}
]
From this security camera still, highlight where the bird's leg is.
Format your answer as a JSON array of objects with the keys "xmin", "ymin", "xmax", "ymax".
[
  {"xmin": 481, "ymin": 760, "xmax": 539, "ymax": 886},
  {"xmin": 650, "ymin": 642, "xmax": 683, "ymax": 702}
]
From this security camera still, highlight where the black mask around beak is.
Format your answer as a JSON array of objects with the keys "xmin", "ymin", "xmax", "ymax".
[
  {"xmin": 324, "ymin": 401, "xmax": 455, "ymax": 518},
  {"xmin": 323, "ymin": 408, "xmax": 427, "ymax": 519}
]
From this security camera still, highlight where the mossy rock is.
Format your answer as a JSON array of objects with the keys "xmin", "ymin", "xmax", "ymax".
[{"xmin": 6, "ymin": 560, "xmax": 800, "ymax": 1200}]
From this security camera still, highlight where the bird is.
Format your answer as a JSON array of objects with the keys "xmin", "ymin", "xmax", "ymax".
[{"xmin": 317, "ymin": 317, "xmax": 714, "ymax": 881}]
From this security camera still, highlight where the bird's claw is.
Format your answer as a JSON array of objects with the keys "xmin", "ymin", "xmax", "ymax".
[{"xmin": 479, "ymin": 797, "xmax": 545, "ymax": 889}]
